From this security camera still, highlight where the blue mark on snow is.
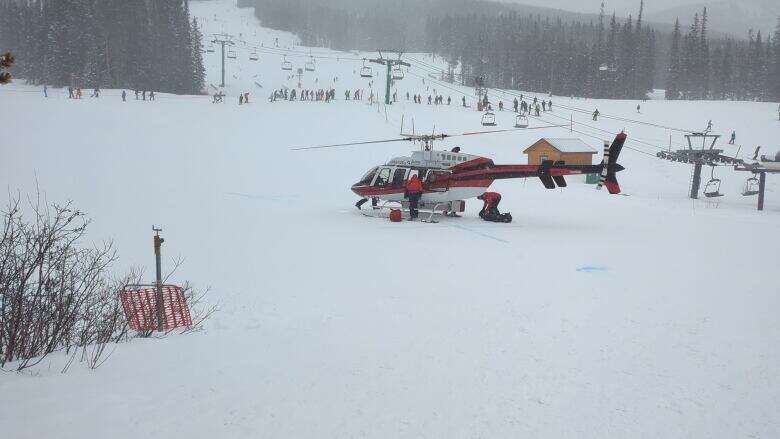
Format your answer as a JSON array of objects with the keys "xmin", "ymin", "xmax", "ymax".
[
  {"xmin": 576, "ymin": 265, "xmax": 609, "ymax": 273},
  {"xmin": 447, "ymin": 224, "xmax": 509, "ymax": 244}
]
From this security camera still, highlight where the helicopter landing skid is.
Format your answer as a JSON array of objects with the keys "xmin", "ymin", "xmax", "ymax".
[{"xmin": 359, "ymin": 200, "xmax": 453, "ymax": 223}]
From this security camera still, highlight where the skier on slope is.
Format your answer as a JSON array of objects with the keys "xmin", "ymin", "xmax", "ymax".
[
  {"xmin": 593, "ymin": 109, "xmax": 600, "ymax": 121},
  {"xmin": 513, "ymin": 98, "xmax": 518, "ymax": 112},
  {"xmin": 462, "ymin": 96, "xmax": 466, "ymax": 107},
  {"xmin": 121, "ymin": 90, "xmax": 126, "ymax": 102},
  {"xmin": 548, "ymin": 100, "xmax": 552, "ymax": 111},
  {"xmin": 729, "ymin": 131, "xmax": 736, "ymax": 145}
]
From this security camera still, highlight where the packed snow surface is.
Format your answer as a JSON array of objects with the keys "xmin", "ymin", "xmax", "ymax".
[{"xmin": 1, "ymin": 1, "xmax": 779, "ymax": 437}]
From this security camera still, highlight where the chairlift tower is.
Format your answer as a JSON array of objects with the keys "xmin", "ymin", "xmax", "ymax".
[
  {"xmin": 368, "ymin": 50, "xmax": 411, "ymax": 105},
  {"xmin": 656, "ymin": 132, "xmax": 740, "ymax": 199},
  {"xmin": 211, "ymin": 33, "xmax": 235, "ymax": 87}
]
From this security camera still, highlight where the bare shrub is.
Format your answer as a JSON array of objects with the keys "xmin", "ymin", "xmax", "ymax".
[{"xmin": 0, "ymin": 191, "xmax": 214, "ymax": 372}]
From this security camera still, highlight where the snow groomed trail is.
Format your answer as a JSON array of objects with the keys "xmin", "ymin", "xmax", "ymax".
[{"xmin": 1, "ymin": 1, "xmax": 780, "ymax": 438}]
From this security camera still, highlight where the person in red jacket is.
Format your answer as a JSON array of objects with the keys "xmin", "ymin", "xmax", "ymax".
[
  {"xmin": 477, "ymin": 192, "xmax": 502, "ymax": 219},
  {"xmin": 405, "ymin": 173, "xmax": 424, "ymax": 220},
  {"xmin": 477, "ymin": 192, "xmax": 512, "ymax": 222}
]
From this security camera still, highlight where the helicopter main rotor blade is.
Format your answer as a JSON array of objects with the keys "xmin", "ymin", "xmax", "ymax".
[
  {"xmin": 291, "ymin": 137, "xmax": 413, "ymax": 151},
  {"xmin": 456, "ymin": 124, "xmax": 569, "ymax": 137}
]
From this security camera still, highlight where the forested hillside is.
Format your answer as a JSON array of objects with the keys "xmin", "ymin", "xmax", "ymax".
[
  {"xmin": 251, "ymin": 0, "xmax": 780, "ymax": 102},
  {"xmin": 0, "ymin": 0, "xmax": 205, "ymax": 94}
]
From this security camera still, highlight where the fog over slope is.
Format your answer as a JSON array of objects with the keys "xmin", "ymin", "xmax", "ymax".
[{"xmin": 499, "ymin": 0, "xmax": 778, "ymax": 36}]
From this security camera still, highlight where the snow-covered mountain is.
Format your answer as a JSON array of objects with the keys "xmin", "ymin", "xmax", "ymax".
[{"xmin": 2, "ymin": 1, "xmax": 780, "ymax": 438}]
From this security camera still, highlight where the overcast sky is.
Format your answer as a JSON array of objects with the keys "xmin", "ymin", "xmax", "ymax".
[{"xmin": 501, "ymin": 0, "xmax": 722, "ymax": 16}]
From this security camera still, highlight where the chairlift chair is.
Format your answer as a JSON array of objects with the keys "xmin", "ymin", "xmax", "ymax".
[
  {"xmin": 703, "ymin": 166, "xmax": 724, "ymax": 198},
  {"xmin": 360, "ymin": 59, "xmax": 373, "ymax": 78},
  {"xmin": 227, "ymin": 49, "xmax": 236, "ymax": 59},
  {"xmin": 514, "ymin": 114, "xmax": 529, "ymax": 128},
  {"xmin": 249, "ymin": 50, "xmax": 259, "ymax": 61},
  {"xmin": 392, "ymin": 66, "xmax": 404, "ymax": 80},
  {"xmin": 305, "ymin": 57, "xmax": 315, "ymax": 72},
  {"xmin": 481, "ymin": 111, "xmax": 497, "ymax": 127},
  {"xmin": 742, "ymin": 176, "xmax": 760, "ymax": 196},
  {"xmin": 281, "ymin": 55, "xmax": 292, "ymax": 71}
]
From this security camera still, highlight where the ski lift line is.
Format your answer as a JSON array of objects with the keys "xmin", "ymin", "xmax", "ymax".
[
  {"xmin": 542, "ymin": 110, "xmax": 679, "ymax": 152},
  {"xmin": 528, "ymin": 113, "xmax": 658, "ymax": 159},
  {"xmin": 404, "ymin": 69, "xmax": 477, "ymax": 104},
  {"xmin": 403, "ymin": 54, "xmax": 697, "ymax": 134},
  {"xmin": 405, "ymin": 65, "xmax": 656, "ymax": 155}
]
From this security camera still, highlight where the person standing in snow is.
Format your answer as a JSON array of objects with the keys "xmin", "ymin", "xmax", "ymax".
[
  {"xmin": 91, "ymin": 88, "xmax": 100, "ymax": 98},
  {"xmin": 239, "ymin": 94, "xmax": 244, "ymax": 105},
  {"xmin": 447, "ymin": 96, "xmax": 451, "ymax": 105},
  {"xmin": 636, "ymin": 104, "xmax": 641, "ymax": 113},
  {"xmin": 593, "ymin": 109, "xmax": 599, "ymax": 121},
  {"xmin": 706, "ymin": 120, "xmax": 713, "ymax": 133},
  {"xmin": 541, "ymin": 101, "xmax": 546, "ymax": 112},
  {"xmin": 121, "ymin": 90, "xmax": 126, "ymax": 102},
  {"xmin": 513, "ymin": 98, "xmax": 518, "ymax": 112},
  {"xmin": 405, "ymin": 173, "xmax": 424, "ymax": 220},
  {"xmin": 43, "ymin": 85, "xmax": 47, "ymax": 98},
  {"xmin": 729, "ymin": 131, "xmax": 736, "ymax": 145},
  {"xmin": 548, "ymin": 100, "xmax": 552, "ymax": 111},
  {"xmin": 149, "ymin": 91, "xmax": 155, "ymax": 101},
  {"xmin": 134, "ymin": 90, "xmax": 139, "ymax": 100},
  {"xmin": 68, "ymin": 86, "xmax": 74, "ymax": 99},
  {"xmin": 462, "ymin": 96, "xmax": 467, "ymax": 107}
]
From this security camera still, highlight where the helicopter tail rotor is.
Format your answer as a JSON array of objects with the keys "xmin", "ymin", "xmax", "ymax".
[{"xmin": 597, "ymin": 132, "xmax": 627, "ymax": 194}]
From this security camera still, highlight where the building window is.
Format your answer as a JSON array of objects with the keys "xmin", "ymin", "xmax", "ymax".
[{"xmin": 540, "ymin": 155, "xmax": 549, "ymax": 163}]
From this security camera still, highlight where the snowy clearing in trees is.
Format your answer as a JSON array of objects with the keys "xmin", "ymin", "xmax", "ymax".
[{"xmin": 1, "ymin": 1, "xmax": 780, "ymax": 438}]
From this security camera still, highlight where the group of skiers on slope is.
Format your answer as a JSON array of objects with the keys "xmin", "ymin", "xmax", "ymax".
[
  {"xmin": 238, "ymin": 92, "xmax": 251, "ymax": 105},
  {"xmin": 269, "ymin": 87, "xmax": 339, "ymax": 103},
  {"xmin": 409, "ymin": 93, "xmax": 452, "ymax": 106},
  {"xmin": 476, "ymin": 95, "xmax": 552, "ymax": 117},
  {"xmin": 61, "ymin": 86, "xmax": 155, "ymax": 102}
]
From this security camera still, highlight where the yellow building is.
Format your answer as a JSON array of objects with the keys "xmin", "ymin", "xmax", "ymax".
[{"xmin": 524, "ymin": 138, "xmax": 597, "ymax": 165}]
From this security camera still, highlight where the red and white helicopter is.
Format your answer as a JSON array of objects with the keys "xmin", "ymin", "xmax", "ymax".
[{"xmin": 293, "ymin": 126, "xmax": 627, "ymax": 222}]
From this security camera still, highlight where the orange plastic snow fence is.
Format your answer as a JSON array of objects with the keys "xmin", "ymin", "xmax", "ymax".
[{"xmin": 120, "ymin": 285, "xmax": 192, "ymax": 331}]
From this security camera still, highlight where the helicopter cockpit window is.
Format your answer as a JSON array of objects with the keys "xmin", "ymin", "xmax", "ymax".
[
  {"xmin": 373, "ymin": 167, "xmax": 392, "ymax": 187},
  {"xmin": 391, "ymin": 168, "xmax": 407, "ymax": 187},
  {"xmin": 357, "ymin": 167, "xmax": 378, "ymax": 186}
]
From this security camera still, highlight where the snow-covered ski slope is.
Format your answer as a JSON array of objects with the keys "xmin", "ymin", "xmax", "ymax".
[{"xmin": 2, "ymin": 1, "xmax": 780, "ymax": 437}]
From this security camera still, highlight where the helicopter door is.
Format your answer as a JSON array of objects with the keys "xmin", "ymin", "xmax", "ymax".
[
  {"xmin": 425, "ymin": 170, "xmax": 451, "ymax": 192},
  {"xmin": 391, "ymin": 168, "xmax": 408, "ymax": 188},
  {"xmin": 371, "ymin": 167, "xmax": 393, "ymax": 187}
]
